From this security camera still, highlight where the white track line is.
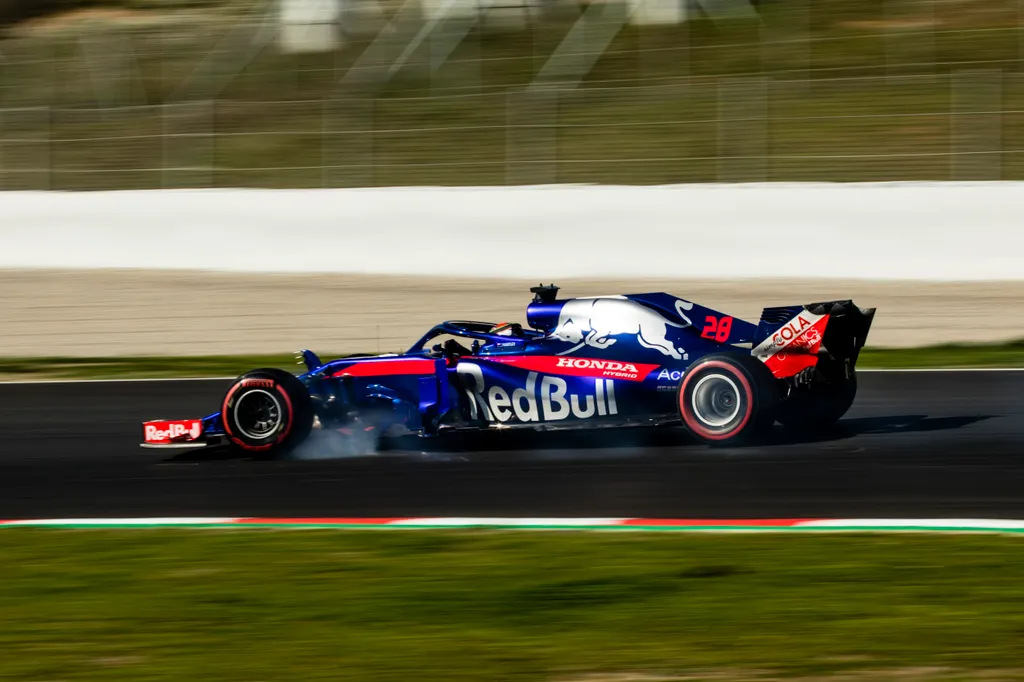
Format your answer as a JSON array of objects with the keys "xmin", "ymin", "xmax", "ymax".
[
  {"xmin": 0, "ymin": 376, "xmax": 235, "ymax": 385},
  {"xmin": 389, "ymin": 517, "xmax": 629, "ymax": 527},
  {"xmin": 0, "ymin": 517, "xmax": 241, "ymax": 526},
  {"xmin": 800, "ymin": 518, "xmax": 1024, "ymax": 530},
  {"xmin": 4, "ymin": 517, "xmax": 1024, "ymax": 532},
  {"xmin": 858, "ymin": 368, "xmax": 1024, "ymax": 373}
]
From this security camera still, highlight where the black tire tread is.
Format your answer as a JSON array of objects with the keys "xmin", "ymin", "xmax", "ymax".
[
  {"xmin": 225, "ymin": 368, "xmax": 314, "ymax": 457},
  {"xmin": 678, "ymin": 352, "xmax": 780, "ymax": 444}
]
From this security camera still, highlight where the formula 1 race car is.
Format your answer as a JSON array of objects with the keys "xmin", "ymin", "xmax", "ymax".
[{"xmin": 141, "ymin": 285, "xmax": 875, "ymax": 455}]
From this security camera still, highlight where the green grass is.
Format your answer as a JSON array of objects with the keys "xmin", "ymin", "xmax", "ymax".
[
  {"xmin": 858, "ymin": 339, "xmax": 1024, "ymax": 369},
  {"xmin": 0, "ymin": 354, "xmax": 322, "ymax": 380},
  {"xmin": 2, "ymin": 531, "xmax": 1024, "ymax": 680},
  {"xmin": 3, "ymin": 0, "xmax": 1024, "ymax": 188},
  {"xmin": 1, "ymin": 340, "xmax": 1021, "ymax": 380}
]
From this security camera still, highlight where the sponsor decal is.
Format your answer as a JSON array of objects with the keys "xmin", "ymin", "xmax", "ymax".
[
  {"xmin": 458, "ymin": 364, "xmax": 617, "ymax": 423},
  {"xmin": 753, "ymin": 311, "xmax": 829, "ymax": 378},
  {"xmin": 656, "ymin": 369, "xmax": 684, "ymax": 382},
  {"xmin": 550, "ymin": 297, "xmax": 691, "ymax": 359},
  {"xmin": 655, "ymin": 368, "xmax": 684, "ymax": 391},
  {"xmin": 143, "ymin": 419, "xmax": 203, "ymax": 444},
  {"xmin": 485, "ymin": 355, "xmax": 658, "ymax": 382},
  {"xmin": 241, "ymin": 379, "xmax": 275, "ymax": 389}
]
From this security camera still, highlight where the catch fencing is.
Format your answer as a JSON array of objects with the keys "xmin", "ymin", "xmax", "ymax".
[
  {"xmin": 0, "ymin": 7, "xmax": 1021, "ymax": 189},
  {"xmin": 0, "ymin": 73, "xmax": 1016, "ymax": 189}
]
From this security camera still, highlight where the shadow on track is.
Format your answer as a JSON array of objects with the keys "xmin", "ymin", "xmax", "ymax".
[
  {"xmin": 765, "ymin": 414, "xmax": 994, "ymax": 447},
  {"xmin": 376, "ymin": 414, "xmax": 994, "ymax": 454},
  {"xmin": 167, "ymin": 414, "xmax": 992, "ymax": 463}
]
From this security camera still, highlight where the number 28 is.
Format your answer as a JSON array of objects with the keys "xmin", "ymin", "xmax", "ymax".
[{"xmin": 701, "ymin": 315, "xmax": 733, "ymax": 342}]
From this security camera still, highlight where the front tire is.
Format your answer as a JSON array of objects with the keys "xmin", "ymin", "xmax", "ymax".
[
  {"xmin": 678, "ymin": 354, "xmax": 779, "ymax": 444},
  {"xmin": 221, "ymin": 368, "xmax": 314, "ymax": 457}
]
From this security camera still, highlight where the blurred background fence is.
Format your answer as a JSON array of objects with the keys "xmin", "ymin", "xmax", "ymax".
[{"xmin": 1, "ymin": 0, "xmax": 1023, "ymax": 189}]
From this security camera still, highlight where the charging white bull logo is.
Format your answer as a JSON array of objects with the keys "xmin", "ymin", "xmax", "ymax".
[{"xmin": 551, "ymin": 297, "xmax": 693, "ymax": 359}]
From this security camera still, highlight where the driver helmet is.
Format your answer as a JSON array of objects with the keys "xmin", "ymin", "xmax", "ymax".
[{"xmin": 489, "ymin": 322, "xmax": 519, "ymax": 336}]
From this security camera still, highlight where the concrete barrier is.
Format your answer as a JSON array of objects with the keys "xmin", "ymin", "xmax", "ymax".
[{"xmin": 0, "ymin": 183, "xmax": 1020, "ymax": 280}]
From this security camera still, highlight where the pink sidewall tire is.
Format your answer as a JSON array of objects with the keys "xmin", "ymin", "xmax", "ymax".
[
  {"xmin": 221, "ymin": 368, "xmax": 314, "ymax": 458},
  {"xmin": 678, "ymin": 354, "xmax": 780, "ymax": 445}
]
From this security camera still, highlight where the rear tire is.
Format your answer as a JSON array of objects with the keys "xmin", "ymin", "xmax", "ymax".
[
  {"xmin": 221, "ymin": 368, "xmax": 314, "ymax": 457},
  {"xmin": 678, "ymin": 354, "xmax": 779, "ymax": 444},
  {"xmin": 776, "ymin": 372, "xmax": 857, "ymax": 430}
]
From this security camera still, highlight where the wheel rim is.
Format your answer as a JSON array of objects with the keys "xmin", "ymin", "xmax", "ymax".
[
  {"xmin": 690, "ymin": 373, "xmax": 742, "ymax": 428},
  {"xmin": 233, "ymin": 389, "xmax": 283, "ymax": 440}
]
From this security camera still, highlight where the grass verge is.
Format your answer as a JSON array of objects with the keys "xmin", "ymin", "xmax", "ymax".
[
  {"xmin": 2, "ymin": 530, "xmax": 1024, "ymax": 681},
  {"xmin": 0, "ymin": 340, "xmax": 1022, "ymax": 380},
  {"xmin": 0, "ymin": 354, "xmax": 318, "ymax": 381},
  {"xmin": 857, "ymin": 340, "xmax": 1024, "ymax": 369}
]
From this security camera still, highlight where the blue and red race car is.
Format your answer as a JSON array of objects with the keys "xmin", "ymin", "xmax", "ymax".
[{"xmin": 142, "ymin": 285, "xmax": 875, "ymax": 455}]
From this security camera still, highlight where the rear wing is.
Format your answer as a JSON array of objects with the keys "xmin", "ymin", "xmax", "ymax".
[{"xmin": 753, "ymin": 300, "xmax": 876, "ymax": 379}]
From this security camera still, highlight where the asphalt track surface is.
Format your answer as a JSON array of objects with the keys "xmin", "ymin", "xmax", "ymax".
[{"xmin": 0, "ymin": 371, "xmax": 1022, "ymax": 520}]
